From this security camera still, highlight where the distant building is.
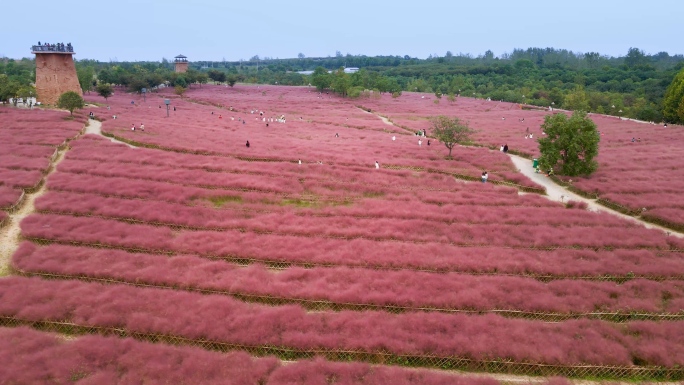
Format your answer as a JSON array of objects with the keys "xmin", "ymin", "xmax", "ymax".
[
  {"xmin": 31, "ymin": 42, "xmax": 82, "ymax": 105},
  {"xmin": 174, "ymin": 55, "xmax": 189, "ymax": 73},
  {"xmin": 297, "ymin": 67, "xmax": 360, "ymax": 75}
]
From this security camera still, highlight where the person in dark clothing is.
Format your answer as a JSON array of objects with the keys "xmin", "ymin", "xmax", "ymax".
[
  {"xmin": 503, "ymin": 144, "xmax": 509, "ymax": 153},
  {"xmin": 246, "ymin": 141, "xmax": 250, "ymax": 148}
]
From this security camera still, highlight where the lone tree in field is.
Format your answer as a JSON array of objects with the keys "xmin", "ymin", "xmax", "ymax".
[
  {"xmin": 227, "ymin": 75, "xmax": 237, "ymax": 87},
  {"xmin": 57, "ymin": 91, "xmax": 85, "ymax": 116},
  {"xmin": 538, "ymin": 111, "xmax": 600, "ymax": 176},
  {"xmin": 96, "ymin": 83, "xmax": 113, "ymax": 101},
  {"xmin": 430, "ymin": 115, "xmax": 475, "ymax": 158}
]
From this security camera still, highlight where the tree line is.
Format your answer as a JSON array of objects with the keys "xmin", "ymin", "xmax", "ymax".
[{"xmin": 2, "ymin": 47, "xmax": 683, "ymax": 123}]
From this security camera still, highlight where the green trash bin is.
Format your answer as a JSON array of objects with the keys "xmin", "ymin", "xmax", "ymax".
[{"xmin": 532, "ymin": 158, "xmax": 539, "ymax": 169}]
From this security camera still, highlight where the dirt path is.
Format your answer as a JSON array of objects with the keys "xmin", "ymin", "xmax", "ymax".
[
  {"xmin": 85, "ymin": 119, "xmax": 136, "ymax": 148},
  {"xmin": 358, "ymin": 107, "xmax": 397, "ymax": 126},
  {"xmin": 1, "ymin": 119, "xmax": 135, "ymax": 276},
  {"xmin": 0, "ymin": 145, "xmax": 71, "ymax": 276},
  {"xmin": 508, "ymin": 153, "xmax": 683, "ymax": 238},
  {"xmin": 362, "ymin": 110, "xmax": 682, "ymax": 238}
]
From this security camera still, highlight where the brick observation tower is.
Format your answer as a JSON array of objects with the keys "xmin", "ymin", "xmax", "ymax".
[
  {"xmin": 174, "ymin": 54, "xmax": 188, "ymax": 73},
  {"xmin": 31, "ymin": 42, "xmax": 82, "ymax": 105}
]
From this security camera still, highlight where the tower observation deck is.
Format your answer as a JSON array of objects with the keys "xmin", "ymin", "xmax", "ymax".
[
  {"xmin": 174, "ymin": 54, "xmax": 189, "ymax": 73},
  {"xmin": 31, "ymin": 42, "xmax": 82, "ymax": 105}
]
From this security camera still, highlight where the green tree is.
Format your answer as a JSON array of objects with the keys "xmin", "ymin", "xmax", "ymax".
[
  {"xmin": 311, "ymin": 66, "xmax": 331, "ymax": 91},
  {"xmin": 76, "ymin": 65, "xmax": 95, "ymax": 94},
  {"xmin": 18, "ymin": 85, "xmax": 36, "ymax": 102},
  {"xmin": 57, "ymin": 91, "xmax": 85, "ymax": 116},
  {"xmin": 174, "ymin": 76, "xmax": 187, "ymax": 88},
  {"xmin": 538, "ymin": 111, "xmax": 600, "ymax": 176},
  {"xmin": 563, "ymin": 86, "xmax": 590, "ymax": 111},
  {"xmin": 430, "ymin": 116, "xmax": 475, "ymax": 158},
  {"xmin": 663, "ymin": 66, "xmax": 684, "ymax": 124},
  {"xmin": 227, "ymin": 75, "xmax": 237, "ymax": 87},
  {"xmin": 175, "ymin": 85, "xmax": 187, "ymax": 98},
  {"xmin": 208, "ymin": 70, "xmax": 226, "ymax": 84},
  {"xmin": 96, "ymin": 83, "xmax": 113, "ymax": 101},
  {"xmin": 624, "ymin": 47, "xmax": 647, "ymax": 68},
  {"xmin": 196, "ymin": 73, "xmax": 209, "ymax": 88},
  {"xmin": 331, "ymin": 68, "xmax": 350, "ymax": 96},
  {"xmin": 0, "ymin": 75, "xmax": 21, "ymax": 104}
]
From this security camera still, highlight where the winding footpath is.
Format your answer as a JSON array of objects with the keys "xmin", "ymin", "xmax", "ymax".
[
  {"xmin": 507, "ymin": 153, "xmax": 683, "ymax": 238},
  {"xmin": 85, "ymin": 118, "xmax": 136, "ymax": 148},
  {"xmin": 0, "ymin": 119, "xmax": 135, "ymax": 276},
  {"xmin": 364, "ymin": 108, "xmax": 683, "ymax": 238}
]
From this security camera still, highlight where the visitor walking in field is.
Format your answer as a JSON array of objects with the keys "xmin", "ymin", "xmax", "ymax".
[
  {"xmin": 375, "ymin": 161, "xmax": 379, "ymax": 169},
  {"xmin": 481, "ymin": 171, "xmax": 488, "ymax": 183},
  {"xmin": 246, "ymin": 141, "xmax": 250, "ymax": 148},
  {"xmin": 503, "ymin": 144, "xmax": 509, "ymax": 153}
]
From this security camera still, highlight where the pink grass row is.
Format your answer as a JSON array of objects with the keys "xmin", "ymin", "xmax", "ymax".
[
  {"xmin": 35, "ymin": 190, "xmax": 632, "ymax": 231},
  {"xmin": 19, "ymin": 213, "xmax": 684, "ymax": 278},
  {"xmin": 0, "ymin": 186, "xmax": 23, "ymax": 209},
  {"xmin": 22, "ymin": 208, "xmax": 683, "ymax": 252},
  {"xmin": 0, "ymin": 326, "xmax": 508, "ymax": 385},
  {"xmin": 13, "ymin": 242, "xmax": 684, "ymax": 314},
  {"xmin": 1, "ymin": 276, "xmax": 684, "ymax": 367}
]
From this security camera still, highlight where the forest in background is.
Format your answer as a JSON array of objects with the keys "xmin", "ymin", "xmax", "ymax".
[{"xmin": 2, "ymin": 47, "xmax": 684, "ymax": 123}]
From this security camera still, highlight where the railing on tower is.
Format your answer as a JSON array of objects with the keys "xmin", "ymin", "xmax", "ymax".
[{"xmin": 31, "ymin": 43, "xmax": 74, "ymax": 53}]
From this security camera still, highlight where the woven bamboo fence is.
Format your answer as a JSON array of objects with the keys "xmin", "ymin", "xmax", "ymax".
[
  {"xmin": 15, "ymin": 269, "xmax": 684, "ymax": 323},
  {"xmin": 2, "ymin": 190, "xmax": 25, "ymax": 214},
  {"xmin": 24, "ymin": 236, "xmax": 684, "ymax": 283},
  {"xmin": 0, "ymin": 316, "xmax": 680, "ymax": 381}
]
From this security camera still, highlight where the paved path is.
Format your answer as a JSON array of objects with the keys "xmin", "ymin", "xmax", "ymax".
[
  {"xmin": 508, "ymin": 153, "xmax": 683, "ymax": 238},
  {"xmin": 85, "ymin": 119, "xmax": 136, "ymax": 148}
]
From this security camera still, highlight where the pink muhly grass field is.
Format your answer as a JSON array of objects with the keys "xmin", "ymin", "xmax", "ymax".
[
  {"xmin": 0, "ymin": 154, "xmax": 51, "ymax": 171},
  {"xmin": 2, "ymin": 276, "xmax": 684, "ymax": 367},
  {"xmin": 35, "ymin": 189, "xmax": 634, "ymax": 232},
  {"xmin": 13, "ymin": 242, "xmax": 684, "ymax": 314},
  {"xmin": 0, "ymin": 168, "xmax": 43, "ymax": 189},
  {"xmin": 356, "ymin": 92, "xmax": 684, "ymax": 229},
  {"xmin": 5, "ymin": 85, "xmax": 683, "ymax": 377},
  {"xmin": 0, "ymin": 185, "xmax": 23, "ymax": 209},
  {"xmin": 85, "ymin": 88, "xmax": 534, "ymax": 187},
  {"xmin": 0, "ymin": 327, "xmax": 511, "ymax": 385},
  {"xmin": 266, "ymin": 357, "xmax": 501, "ymax": 385},
  {"xmin": 0, "ymin": 326, "xmax": 278, "ymax": 385},
  {"xmin": 19, "ymin": 212, "xmax": 684, "ymax": 278},
  {"xmin": 0, "ymin": 108, "xmax": 85, "ymax": 149},
  {"xmin": 20, "ymin": 208, "xmax": 683, "ymax": 254}
]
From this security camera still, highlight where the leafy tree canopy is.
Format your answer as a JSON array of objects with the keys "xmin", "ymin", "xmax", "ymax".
[
  {"xmin": 311, "ymin": 67, "xmax": 331, "ymax": 91},
  {"xmin": 57, "ymin": 91, "xmax": 85, "ymax": 116},
  {"xmin": 430, "ymin": 116, "xmax": 475, "ymax": 158},
  {"xmin": 538, "ymin": 111, "xmax": 600, "ymax": 176},
  {"xmin": 174, "ymin": 85, "xmax": 187, "ymax": 98},
  {"xmin": 663, "ymin": 66, "xmax": 684, "ymax": 124},
  {"xmin": 96, "ymin": 83, "xmax": 113, "ymax": 100}
]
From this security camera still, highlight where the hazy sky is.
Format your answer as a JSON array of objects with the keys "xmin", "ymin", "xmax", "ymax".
[{"xmin": 3, "ymin": 0, "xmax": 682, "ymax": 62}]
